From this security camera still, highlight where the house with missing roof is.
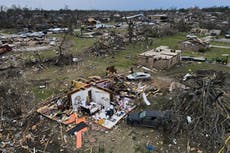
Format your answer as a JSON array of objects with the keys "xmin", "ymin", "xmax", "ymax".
[
  {"xmin": 37, "ymin": 79, "xmax": 136, "ymax": 129},
  {"xmin": 179, "ymin": 37, "xmax": 209, "ymax": 52},
  {"xmin": 68, "ymin": 81, "xmax": 135, "ymax": 129},
  {"xmin": 68, "ymin": 85, "xmax": 112, "ymax": 115},
  {"xmin": 138, "ymin": 46, "xmax": 181, "ymax": 70}
]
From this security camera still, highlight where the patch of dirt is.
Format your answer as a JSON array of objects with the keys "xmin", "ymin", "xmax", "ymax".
[{"xmin": 152, "ymin": 76, "xmax": 173, "ymax": 90}]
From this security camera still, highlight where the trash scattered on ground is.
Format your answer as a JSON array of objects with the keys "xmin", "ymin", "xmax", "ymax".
[
  {"xmin": 164, "ymin": 70, "xmax": 230, "ymax": 153},
  {"xmin": 87, "ymin": 31, "xmax": 126, "ymax": 56},
  {"xmin": 1, "ymin": 7, "xmax": 230, "ymax": 153}
]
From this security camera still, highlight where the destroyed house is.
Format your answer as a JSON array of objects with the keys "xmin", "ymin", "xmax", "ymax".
[
  {"xmin": 179, "ymin": 37, "xmax": 209, "ymax": 52},
  {"xmin": 68, "ymin": 84, "xmax": 112, "ymax": 115},
  {"xmin": 0, "ymin": 45, "xmax": 12, "ymax": 54},
  {"xmin": 191, "ymin": 28, "xmax": 209, "ymax": 35},
  {"xmin": 37, "ymin": 78, "xmax": 136, "ymax": 129},
  {"xmin": 67, "ymin": 82, "xmax": 136, "ymax": 129},
  {"xmin": 138, "ymin": 46, "xmax": 181, "ymax": 70}
]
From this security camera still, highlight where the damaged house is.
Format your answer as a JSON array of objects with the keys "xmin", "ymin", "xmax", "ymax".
[
  {"xmin": 209, "ymin": 29, "xmax": 221, "ymax": 36},
  {"xmin": 38, "ymin": 79, "xmax": 136, "ymax": 130},
  {"xmin": 138, "ymin": 46, "xmax": 181, "ymax": 70},
  {"xmin": 147, "ymin": 14, "xmax": 169, "ymax": 23},
  {"xmin": 191, "ymin": 28, "xmax": 209, "ymax": 35},
  {"xmin": 86, "ymin": 17, "xmax": 97, "ymax": 26},
  {"xmin": 69, "ymin": 84, "xmax": 112, "ymax": 115},
  {"xmin": 0, "ymin": 45, "xmax": 12, "ymax": 54},
  {"xmin": 179, "ymin": 37, "xmax": 209, "ymax": 52}
]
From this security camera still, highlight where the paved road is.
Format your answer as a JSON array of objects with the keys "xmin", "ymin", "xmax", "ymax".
[
  {"xmin": 13, "ymin": 46, "xmax": 53, "ymax": 52},
  {"xmin": 210, "ymin": 45, "xmax": 230, "ymax": 49},
  {"xmin": 214, "ymin": 38, "xmax": 230, "ymax": 43}
]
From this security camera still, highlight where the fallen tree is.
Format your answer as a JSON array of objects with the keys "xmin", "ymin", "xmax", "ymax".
[{"xmin": 164, "ymin": 70, "xmax": 230, "ymax": 153}]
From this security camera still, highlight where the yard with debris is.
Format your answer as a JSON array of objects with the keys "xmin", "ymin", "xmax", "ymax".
[
  {"xmin": 1, "ymin": 31, "xmax": 229, "ymax": 153},
  {"xmin": 1, "ymin": 8, "xmax": 230, "ymax": 153}
]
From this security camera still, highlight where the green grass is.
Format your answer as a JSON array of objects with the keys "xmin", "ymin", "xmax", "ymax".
[
  {"xmin": 32, "ymin": 87, "xmax": 55, "ymax": 101},
  {"xmin": 152, "ymin": 33, "xmax": 186, "ymax": 49},
  {"xmin": 165, "ymin": 62, "xmax": 230, "ymax": 76},
  {"xmin": 24, "ymin": 32, "xmax": 190, "ymax": 77},
  {"xmin": 24, "ymin": 32, "xmax": 230, "ymax": 104},
  {"xmin": 114, "ymin": 42, "xmax": 145, "ymax": 66},
  {"xmin": 25, "ymin": 32, "xmax": 229, "ymax": 85},
  {"xmin": 89, "ymin": 41, "xmax": 149, "ymax": 72},
  {"xmin": 47, "ymin": 33, "xmax": 64, "ymax": 38},
  {"xmin": 22, "ymin": 34, "xmax": 96, "ymax": 61},
  {"xmin": 203, "ymin": 48, "xmax": 229, "ymax": 59},
  {"xmin": 112, "ymin": 28, "xmax": 127, "ymax": 34},
  {"xmin": 99, "ymin": 33, "xmax": 186, "ymax": 70},
  {"xmin": 0, "ymin": 28, "xmax": 18, "ymax": 34},
  {"xmin": 182, "ymin": 47, "xmax": 229, "ymax": 60},
  {"xmin": 22, "ymin": 50, "xmax": 57, "ymax": 63},
  {"xmin": 148, "ymin": 33, "xmax": 229, "ymax": 61},
  {"xmin": 211, "ymin": 40, "xmax": 230, "ymax": 47},
  {"xmin": 71, "ymin": 37, "xmax": 97, "ymax": 54}
]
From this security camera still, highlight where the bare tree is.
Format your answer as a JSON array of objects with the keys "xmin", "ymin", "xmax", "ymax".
[{"xmin": 124, "ymin": 16, "xmax": 135, "ymax": 43}]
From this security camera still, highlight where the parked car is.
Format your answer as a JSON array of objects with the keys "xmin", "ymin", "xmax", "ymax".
[
  {"xmin": 126, "ymin": 72, "xmax": 151, "ymax": 81},
  {"xmin": 186, "ymin": 34, "xmax": 197, "ymax": 39},
  {"xmin": 225, "ymin": 33, "xmax": 230, "ymax": 39},
  {"xmin": 126, "ymin": 110, "xmax": 172, "ymax": 128}
]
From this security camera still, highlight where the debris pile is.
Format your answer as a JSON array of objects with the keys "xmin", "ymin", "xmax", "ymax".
[
  {"xmin": 1, "ymin": 69, "xmax": 23, "ymax": 81},
  {"xmin": 37, "ymin": 76, "xmax": 137, "ymax": 130},
  {"xmin": 165, "ymin": 70, "xmax": 230, "ymax": 152},
  {"xmin": 88, "ymin": 32, "xmax": 125, "ymax": 56},
  {"xmin": 0, "ymin": 81, "xmax": 36, "ymax": 152},
  {"xmin": 35, "ymin": 69, "xmax": 156, "ymax": 149},
  {"xmin": 0, "ymin": 33, "xmax": 57, "ymax": 52},
  {"xmin": 0, "ymin": 45, "xmax": 12, "ymax": 55},
  {"xmin": 24, "ymin": 52, "xmax": 80, "ymax": 69},
  {"xmin": 179, "ymin": 36, "xmax": 210, "ymax": 52}
]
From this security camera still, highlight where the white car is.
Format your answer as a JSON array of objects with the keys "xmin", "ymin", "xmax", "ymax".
[
  {"xmin": 126, "ymin": 72, "xmax": 151, "ymax": 81},
  {"xmin": 225, "ymin": 34, "xmax": 230, "ymax": 38},
  {"xmin": 186, "ymin": 34, "xmax": 197, "ymax": 39}
]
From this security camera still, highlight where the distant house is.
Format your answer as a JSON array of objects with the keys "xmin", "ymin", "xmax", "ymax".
[
  {"xmin": 86, "ymin": 17, "xmax": 97, "ymax": 26},
  {"xmin": 147, "ymin": 14, "xmax": 169, "ymax": 23},
  {"xmin": 191, "ymin": 28, "xmax": 209, "ymax": 35},
  {"xmin": 122, "ymin": 14, "xmax": 144, "ymax": 21},
  {"xmin": 112, "ymin": 13, "xmax": 122, "ymax": 22},
  {"xmin": 113, "ymin": 13, "xmax": 121, "ymax": 18},
  {"xmin": 209, "ymin": 29, "xmax": 221, "ymax": 36},
  {"xmin": 190, "ymin": 28, "xmax": 221, "ymax": 37},
  {"xmin": 179, "ymin": 37, "xmax": 209, "ymax": 52},
  {"xmin": 138, "ymin": 46, "xmax": 181, "ymax": 70}
]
